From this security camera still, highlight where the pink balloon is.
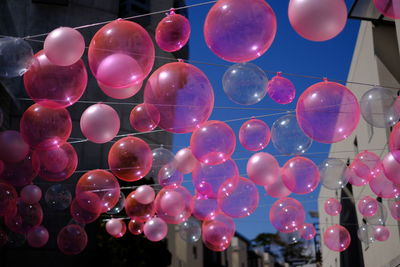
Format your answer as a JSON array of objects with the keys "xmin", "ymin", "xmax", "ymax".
[
  {"xmin": 373, "ymin": 225, "xmax": 390, "ymax": 242},
  {"xmin": 267, "ymin": 73, "xmax": 296, "ymax": 104},
  {"xmin": 269, "ymin": 197, "xmax": 305, "ymax": 233},
  {"xmin": 24, "ymin": 51, "xmax": 87, "ymax": 109},
  {"xmin": 296, "ymin": 80, "xmax": 360, "ymax": 143},
  {"xmin": 57, "ymin": 224, "xmax": 88, "ymax": 255},
  {"xmin": 282, "ymin": 157, "xmax": 320, "ymax": 194},
  {"xmin": 300, "ymin": 223, "xmax": 316, "ymax": 240},
  {"xmin": 70, "ymin": 195, "xmax": 101, "ymax": 224},
  {"xmin": 373, "ymin": 0, "xmax": 400, "ymax": 19},
  {"xmin": 202, "ymin": 212, "xmax": 235, "ymax": 252},
  {"xmin": 192, "ymin": 193, "xmax": 218, "ymax": 221},
  {"xmin": 324, "ymin": 198, "xmax": 342, "ymax": 216},
  {"xmin": 125, "ymin": 190, "xmax": 155, "ymax": 222},
  {"xmin": 347, "ymin": 150, "xmax": 381, "ymax": 186},
  {"xmin": 5, "ymin": 200, "xmax": 43, "ymax": 234},
  {"xmin": 0, "ymin": 152, "xmax": 39, "ymax": 187},
  {"xmin": 128, "ymin": 219, "xmax": 144, "ymax": 235},
  {"xmin": 389, "ymin": 122, "xmax": 400, "ymax": 153},
  {"xmin": 106, "ymin": 219, "xmax": 127, "ymax": 238},
  {"xmin": 369, "ymin": 166, "xmax": 400, "ymax": 199},
  {"xmin": 0, "ymin": 182, "xmax": 17, "ymax": 216},
  {"xmin": 383, "ymin": 151, "xmax": 400, "ymax": 185},
  {"xmin": 44, "ymin": 27, "xmax": 85, "ymax": 66},
  {"xmin": 288, "ymin": 0, "xmax": 347, "ymax": 42},
  {"xmin": 21, "ymin": 184, "xmax": 42, "ymax": 204},
  {"xmin": 239, "ymin": 119, "xmax": 271, "ymax": 151},
  {"xmin": 27, "ymin": 225, "xmax": 49, "ymax": 248},
  {"xmin": 157, "ymin": 164, "xmax": 183, "ymax": 187},
  {"xmin": 135, "ymin": 185, "xmax": 155, "ymax": 205},
  {"xmin": 264, "ymin": 171, "xmax": 291, "ymax": 198},
  {"xmin": 247, "ymin": 152, "xmax": 280, "ymax": 186},
  {"xmin": 156, "ymin": 11, "xmax": 191, "ymax": 52},
  {"xmin": 204, "ymin": 0, "xmax": 276, "ymax": 62},
  {"xmin": 0, "ymin": 130, "xmax": 29, "ymax": 163},
  {"xmin": 99, "ymin": 80, "xmax": 142, "ymax": 99},
  {"xmin": 130, "ymin": 103, "xmax": 160, "ymax": 132},
  {"xmin": 389, "ymin": 200, "xmax": 400, "ymax": 220},
  {"xmin": 144, "ymin": 217, "xmax": 168, "ymax": 242},
  {"xmin": 175, "ymin": 147, "xmax": 198, "ymax": 174},
  {"xmin": 358, "ymin": 196, "xmax": 378, "ymax": 217},
  {"xmin": 323, "ymin": 225, "xmax": 351, "ymax": 252}
]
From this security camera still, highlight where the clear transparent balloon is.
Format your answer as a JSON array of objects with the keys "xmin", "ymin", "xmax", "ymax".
[
  {"xmin": 178, "ymin": 217, "xmax": 201, "ymax": 243},
  {"xmin": 319, "ymin": 158, "xmax": 348, "ymax": 190},
  {"xmin": 45, "ymin": 184, "xmax": 72, "ymax": 210},
  {"xmin": 106, "ymin": 191, "xmax": 126, "ymax": 215},
  {"xmin": 279, "ymin": 231, "xmax": 301, "ymax": 244},
  {"xmin": 366, "ymin": 202, "xmax": 388, "ymax": 225},
  {"xmin": 0, "ymin": 37, "xmax": 33, "ymax": 78},
  {"xmin": 357, "ymin": 224, "xmax": 375, "ymax": 245},
  {"xmin": 151, "ymin": 147, "xmax": 176, "ymax": 178},
  {"xmin": 0, "ymin": 182, "xmax": 17, "ymax": 216}
]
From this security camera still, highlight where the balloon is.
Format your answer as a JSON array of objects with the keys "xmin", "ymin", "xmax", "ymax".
[
  {"xmin": 5, "ymin": 200, "xmax": 43, "ymax": 234},
  {"xmin": 6, "ymin": 232, "xmax": 26, "ymax": 248},
  {"xmin": 106, "ymin": 219, "xmax": 126, "ymax": 238},
  {"xmin": 389, "ymin": 200, "xmax": 400, "ymax": 220},
  {"xmin": 128, "ymin": 219, "xmax": 144, "ymax": 235},
  {"xmin": 20, "ymin": 104, "xmax": 72, "ymax": 150},
  {"xmin": 21, "ymin": 185, "xmax": 42, "ymax": 204},
  {"xmin": 297, "ymin": 80, "xmax": 360, "ymax": 143},
  {"xmin": 324, "ymin": 198, "xmax": 342, "ymax": 216},
  {"xmin": 358, "ymin": 196, "xmax": 378, "ymax": 217},
  {"xmin": 390, "ymin": 122, "xmax": 400, "ymax": 153},
  {"xmin": 151, "ymin": 147, "xmax": 176, "ymax": 178},
  {"xmin": 239, "ymin": 119, "xmax": 271, "ymax": 151},
  {"xmin": 106, "ymin": 191, "xmax": 125, "ymax": 215},
  {"xmin": 155, "ymin": 185, "xmax": 193, "ymax": 224},
  {"xmin": 44, "ymin": 27, "xmax": 85, "ymax": 66},
  {"xmin": 300, "ymin": 223, "xmax": 316, "ymax": 240},
  {"xmin": 366, "ymin": 202, "xmax": 388, "ymax": 225},
  {"xmin": 0, "ymin": 152, "xmax": 40, "ymax": 187},
  {"xmin": 143, "ymin": 217, "xmax": 168, "ymax": 242},
  {"xmin": 319, "ymin": 158, "xmax": 349, "ymax": 190},
  {"xmin": 135, "ymin": 185, "xmax": 155, "ymax": 205},
  {"xmin": 155, "ymin": 11, "xmax": 191, "ymax": 52},
  {"xmin": 24, "ymin": 51, "xmax": 87, "ymax": 109},
  {"xmin": 288, "ymin": 0, "xmax": 347, "ymax": 42},
  {"xmin": 382, "ymin": 151, "xmax": 400, "ymax": 185},
  {"xmin": 88, "ymin": 19, "xmax": 154, "ymax": 86},
  {"xmin": 202, "ymin": 213, "xmax": 235, "ymax": 252},
  {"xmin": 222, "ymin": 63, "xmax": 268, "ymax": 105},
  {"xmin": 34, "ymin": 142, "xmax": 78, "ymax": 182},
  {"xmin": 218, "ymin": 177, "xmax": 259, "ymax": 218},
  {"xmin": 0, "ymin": 108, "xmax": 3, "ymax": 128},
  {"xmin": 27, "ymin": 225, "xmax": 49, "ymax": 248},
  {"xmin": 0, "ymin": 182, "xmax": 17, "ymax": 216},
  {"xmin": 279, "ymin": 231, "xmax": 301, "ymax": 245},
  {"xmin": 130, "ymin": 103, "xmax": 160, "ymax": 132},
  {"xmin": 369, "ymin": 166, "xmax": 400, "ymax": 199},
  {"xmin": 158, "ymin": 164, "xmax": 183, "ymax": 187},
  {"xmin": 175, "ymin": 147, "xmax": 198, "ymax": 175},
  {"xmin": 347, "ymin": 150, "xmax": 381, "ymax": 186},
  {"xmin": 264, "ymin": 171, "xmax": 291, "ymax": 199},
  {"xmin": 0, "ymin": 37, "xmax": 33, "ymax": 77},
  {"xmin": 192, "ymin": 159, "xmax": 239, "ymax": 199},
  {"xmin": 267, "ymin": 73, "xmax": 296, "ymax": 104},
  {"xmin": 0, "ymin": 229, "xmax": 7, "ymax": 247},
  {"xmin": 323, "ymin": 225, "xmax": 351, "ymax": 252},
  {"xmin": 190, "ymin": 120, "xmax": 236, "ymax": 165},
  {"xmin": 373, "ymin": 0, "xmax": 400, "ymax": 19},
  {"xmin": 358, "ymin": 224, "xmax": 375, "ymax": 244},
  {"xmin": 192, "ymin": 193, "xmax": 218, "ymax": 221},
  {"xmin": 45, "ymin": 184, "xmax": 72, "ymax": 210},
  {"xmin": 282, "ymin": 157, "xmax": 320, "ymax": 194},
  {"xmin": 204, "ymin": 0, "xmax": 276, "ymax": 62},
  {"xmin": 373, "ymin": 225, "xmax": 390, "ymax": 242},
  {"xmin": 76, "ymin": 169, "xmax": 120, "ymax": 213},
  {"xmin": 57, "ymin": 224, "xmax": 88, "ymax": 255},
  {"xmin": 178, "ymin": 217, "xmax": 201, "ymax": 243},
  {"xmin": 108, "ymin": 136, "xmax": 152, "ymax": 182},
  {"xmin": 125, "ymin": 190, "xmax": 155, "ymax": 222},
  {"xmin": 247, "ymin": 152, "xmax": 280, "ymax": 186},
  {"xmin": 99, "ymin": 80, "xmax": 142, "ymax": 99},
  {"xmin": 144, "ymin": 62, "xmax": 214, "ymax": 133},
  {"xmin": 269, "ymin": 197, "xmax": 305, "ymax": 233},
  {"xmin": 271, "ymin": 114, "xmax": 312, "ymax": 155},
  {"xmin": 0, "ymin": 131, "xmax": 29, "ymax": 163},
  {"xmin": 70, "ymin": 195, "xmax": 101, "ymax": 224}
]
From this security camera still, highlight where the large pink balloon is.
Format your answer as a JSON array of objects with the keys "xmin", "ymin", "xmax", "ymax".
[
  {"xmin": 358, "ymin": 196, "xmax": 378, "ymax": 217},
  {"xmin": 125, "ymin": 190, "xmax": 155, "ymax": 222},
  {"xmin": 247, "ymin": 152, "xmax": 280, "ymax": 186},
  {"xmin": 57, "ymin": 224, "xmax": 88, "ymax": 255},
  {"xmin": 296, "ymin": 80, "xmax": 360, "ymax": 144},
  {"xmin": 144, "ymin": 62, "xmax": 214, "ymax": 133},
  {"xmin": 175, "ymin": 147, "xmax": 198, "ymax": 175},
  {"xmin": 282, "ymin": 157, "xmax": 320, "ymax": 194},
  {"xmin": 202, "ymin": 213, "xmax": 235, "ymax": 252},
  {"xmin": 0, "ymin": 182, "xmax": 17, "ymax": 216},
  {"xmin": 99, "ymin": 81, "xmax": 142, "ymax": 99},
  {"xmin": 129, "ymin": 103, "xmax": 160, "ymax": 132},
  {"xmin": 204, "ymin": 0, "xmax": 276, "ymax": 62},
  {"xmin": 5, "ymin": 200, "xmax": 43, "ymax": 234},
  {"xmin": 156, "ymin": 11, "xmax": 191, "ymax": 52},
  {"xmin": 21, "ymin": 185, "xmax": 42, "ymax": 204},
  {"xmin": 143, "ymin": 217, "xmax": 168, "ymax": 242},
  {"xmin": 0, "ymin": 152, "xmax": 39, "ymax": 187},
  {"xmin": 269, "ymin": 197, "xmax": 305, "ymax": 233},
  {"xmin": 27, "ymin": 225, "xmax": 49, "ymax": 248},
  {"xmin": 239, "ymin": 119, "xmax": 271, "ymax": 151},
  {"xmin": 324, "ymin": 198, "xmax": 342, "ymax": 216},
  {"xmin": 288, "ymin": 0, "xmax": 347, "ymax": 42},
  {"xmin": 373, "ymin": 0, "xmax": 400, "ymax": 19},
  {"xmin": 369, "ymin": 166, "xmax": 400, "ymax": 198},
  {"xmin": 24, "ymin": 51, "xmax": 87, "ymax": 109},
  {"xmin": 192, "ymin": 193, "xmax": 218, "ymax": 221},
  {"xmin": 382, "ymin": 151, "xmax": 400, "ymax": 185},
  {"xmin": 347, "ymin": 150, "xmax": 381, "ymax": 186},
  {"xmin": 0, "ymin": 130, "xmax": 29, "ymax": 163},
  {"xmin": 324, "ymin": 225, "xmax": 351, "ymax": 252},
  {"xmin": 106, "ymin": 219, "xmax": 127, "ymax": 238}
]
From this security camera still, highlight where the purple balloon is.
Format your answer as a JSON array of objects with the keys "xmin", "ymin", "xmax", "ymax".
[
  {"xmin": 27, "ymin": 225, "xmax": 49, "ymax": 248},
  {"xmin": 0, "ymin": 130, "xmax": 29, "ymax": 163},
  {"xmin": 239, "ymin": 119, "xmax": 271, "ymax": 151},
  {"xmin": 267, "ymin": 73, "xmax": 296, "ymax": 104},
  {"xmin": 21, "ymin": 185, "xmax": 42, "ymax": 204}
]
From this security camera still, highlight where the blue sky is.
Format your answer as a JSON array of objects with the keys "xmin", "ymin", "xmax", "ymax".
[{"xmin": 172, "ymin": 0, "xmax": 360, "ymax": 240}]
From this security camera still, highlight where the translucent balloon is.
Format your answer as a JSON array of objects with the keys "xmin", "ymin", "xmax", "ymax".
[
  {"xmin": 267, "ymin": 73, "xmax": 296, "ymax": 104},
  {"xmin": 358, "ymin": 224, "xmax": 375, "ymax": 245},
  {"xmin": 21, "ymin": 185, "xmax": 42, "ymax": 204},
  {"xmin": 57, "ymin": 224, "xmax": 88, "ymax": 255},
  {"xmin": 366, "ymin": 202, "xmax": 388, "ymax": 225},
  {"xmin": 269, "ymin": 197, "xmax": 305, "ymax": 233},
  {"xmin": 347, "ymin": 150, "xmax": 381, "ymax": 186},
  {"xmin": 288, "ymin": 0, "xmax": 347, "ymax": 42},
  {"xmin": 45, "ymin": 184, "xmax": 72, "ymax": 210},
  {"xmin": 319, "ymin": 158, "xmax": 349, "ymax": 190},
  {"xmin": 128, "ymin": 219, "xmax": 144, "ymax": 235},
  {"xmin": 0, "ymin": 37, "xmax": 33, "ymax": 77},
  {"xmin": 239, "ymin": 119, "xmax": 271, "ymax": 151},
  {"xmin": 0, "ymin": 130, "xmax": 29, "ymax": 163},
  {"xmin": 389, "ymin": 200, "xmax": 400, "ymax": 220},
  {"xmin": 106, "ymin": 219, "xmax": 126, "ymax": 238},
  {"xmin": 20, "ymin": 104, "xmax": 72, "ymax": 150},
  {"xmin": 144, "ymin": 217, "xmax": 168, "ymax": 242},
  {"xmin": 156, "ymin": 11, "xmax": 191, "ymax": 52},
  {"xmin": 0, "ymin": 152, "xmax": 39, "ymax": 187},
  {"xmin": 130, "ymin": 103, "xmax": 160, "ymax": 132},
  {"xmin": 158, "ymin": 164, "xmax": 183, "ymax": 187},
  {"xmin": 192, "ymin": 159, "xmax": 239, "ymax": 199},
  {"xmin": 369, "ymin": 166, "xmax": 400, "ymax": 199},
  {"xmin": 297, "ymin": 80, "xmax": 360, "ymax": 143},
  {"xmin": 6, "ymin": 232, "xmax": 26, "ymax": 248},
  {"xmin": 125, "ymin": 190, "xmax": 155, "ymax": 222},
  {"xmin": 144, "ymin": 62, "xmax": 214, "ymax": 133},
  {"xmin": 5, "ymin": 200, "xmax": 43, "ymax": 234},
  {"xmin": 154, "ymin": 185, "xmax": 193, "ymax": 224},
  {"xmin": 190, "ymin": 120, "xmax": 236, "ymax": 165},
  {"xmin": 271, "ymin": 114, "xmax": 312, "ymax": 155},
  {"xmin": 300, "ymin": 223, "xmax": 316, "ymax": 240},
  {"xmin": 99, "ymin": 80, "xmax": 142, "ymax": 99},
  {"xmin": 0, "ymin": 182, "xmax": 17, "ymax": 216},
  {"xmin": 204, "ymin": 0, "xmax": 276, "ymax": 62},
  {"xmin": 264, "ymin": 172, "xmax": 291, "ymax": 199},
  {"xmin": 178, "ymin": 217, "xmax": 201, "ymax": 243},
  {"xmin": 202, "ymin": 213, "xmax": 235, "ymax": 252},
  {"xmin": 323, "ymin": 225, "xmax": 351, "ymax": 252},
  {"xmin": 44, "ymin": 27, "xmax": 85, "ymax": 66},
  {"xmin": 27, "ymin": 225, "xmax": 49, "ymax": 248},
  {"xmin": 389, "ymin": 122, "xmax": 400, "ymax": 153},
  {"xmin": 192, "ymin": 193, "xmax": 218, "ymax": 221},
  {"xmin": 108, "ymin": 136, "xmax": 152, "ymax": 182},
  {"xmin": 373, "ymin": 0, "xmax": 400, "ymax": 19},
  {"xmin": 88, "ymin": 19, "xmax": 154, "ymax": 86},
  {"xmin": 175, "ymin": 147, "xmax": 198, "ymax": 174},
  {"xmin": 70, "ymin": 195, "xmax": 101, "ymax": 224},
  {"xmin": 247, "ymin": 152, "xmax": 280, "ymax": 186},
  {"xmin": 282, "ymin": 157, "xmax": 320, "ymax": 194},
  {"xmin": 106, "ymin": 191, "xmax": 125, "ymax": 215},
  {"xmin": 151, "ymin": 147, "xmax": 176, "ymax": 178},
  {"xmin": 373, "ymin": 225, "xmax": 390, "ymax": 242},
  {"xmin": 24, "ymin": 51, "xmax": 87, "ymax": 109},
  {"xmin": 135, "ymin": 185, "xmax": 155, "ymax": 205},
  {"xmin": 222, "ymin": 63, "xmax": 268, "ymax": 105},
  {"xmin": 0, "ymin": 229, "xmax": 7, "ymax": 247},
  {"xmin": 358, "ymin": 196, "xmax": 378, "ymax": 217},
  {"xmin": 279, "ymin": 231, "xmax": 301, "ymax": 245},
  {"xmin": 34, "ymin": 142, "xmax": 78, "ymax": 182},
  {"xmin": 324, "ymin": 198, "xmax": 342, "ymax": 216},
  {"xmin": 382, "ymin": 151, "xmax": 400, "ymax": 185}
]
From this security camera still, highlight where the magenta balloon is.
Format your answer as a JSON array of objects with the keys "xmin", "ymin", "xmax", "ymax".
[
  {"xmin": 143, "ymin": 217, "xmax": 168, "ymax": 242},
  {"xmin": 218, "ymin": 177, "xmax": 259, "ymax": 218},
  {"xmin": 296, "ymin": 81, "xmax": 360, "ymax": 143},
  {"xmin": 204, "ymin": 0, "xmax": 276, "ymax": 62},
  {"xmin": 281, "ymin": 157, "xmax": 320, "ymax": 194},
  {"xmin": 125, "ymin": 190, "xmax": 155, "ymax": 222},
  {"xmin": 373, "ymin": 225, "xmax": 390, "ymax": 242},
  {"xmin": 135, "ymin": 185, "xmax": 155, "ymax": 205},
  {"xmin": 267, "ymin": 73, "xmax": 296, "ymax": 104},
  {"xmin": 57, "ymin": 224, "xmax": 88, "ymax": 255},
  {"xmin": 269, "ymin": 197, "xmax": 305, "ymax": 233},
  {"xmin": 323, "ymin": 225, "xmax": 351, "ymax": 252},
  {"xmin": 300, "ymin": 223, "xmax": 316, "ymax": 240},
  {"xmin": 373, "ymin": 0, "xmax": 400, "ymax": 19},
  {"xmin": 288, "ymin": 0, "xmax": 347, "ymax": 42},
  {"xmin": 20, "ymin": 104, "xmax": 72, "ymax": 150},
  {"xmin": 70, "ymin": 195, "xmax": 101, "ymax": 224},
  {"xmin": 88, "ymin": 19, "xmax": 155, "ymax": 86},
  {"xmin": 192, "ymin": 159, "xmax": 239, "ymax": 199},
  {"xmin": 106, "ymin": 219, "xmax": 126, "ymax": 238},
  {"xmin": 128, "ymin": 219, "xmax": 144, "ymax": 235},
  {"xmin": 0, "ymin": 182, "xmax": 17, "ymax": 216},
  {"xmin": 156, "ymin": 12, "xmax": 191, "ymax": 52},
  {"xmin": 369, "ymin": 166, "xmax": 400, "ymax": 198},
  {"xmin": 190, "ymin": 120, "xmax": 236, "ymax": 165},
  {"xmin": 264, "ymin": 172, "xmax": 291, "ymax": 198},
  {"xmin": 347, "ymin": 150, "xmax": 381, "ymax": 186},
  {"xmin": 239, "ymin": 119, "xmax": 271, "ymax": 151},
  {"xmin": 0, "ymin": 152, "xmax": 39, "ymax": 187},
  {"xmin": 389, "ymin": 122, "xmax": 400, "ymax": 153},
  {"xmin": 21, "ymin": 185, "xmax": 42, "ymax": 204},
  {"xmin": 5, "ymin": 200, "xmax": 43, "ymax": 234},
  {"xmin": 324, "ymin": 198, "xmax": 342, "ymax": 216},
  {"xmin": 192, "ymin": 193, "xmax": 218, "ymax": 221},
  {"xmin": 389, "ymin": 200, "xmax": 400, "ymax": 220},
  {"xmin": 99, "ymin": 80, "xmax": 142, "ymax": 99},
  {"xmin": 44, "ymin": 27, "xmax": 85, "ymax": 66},
  {"xmin": 0, "ymin": 131, "xmax": 29, "ymax": 163},
  {"xmin": 158, "ymin": 164, "xmax": 184, "ymax": 187},
  {"xmin": 27, "ymin": 225, "xmax": 49, "ymax": 248},
  {"xmin": 144, "ymin": 62, "xmax": 214, "ymax": 133},
  {"xmin": 175, "ymin": 147, "xmax": 198, "ymax": 174},
  {"xmin": 383, "ymin": 151, "xmax": 400, "ymax": 185},
  {"xmin": 24, "ymin": 51, "xmax": 87, "ymax": 109},
  {"xmin": 129, "ymin": 103, "xmax": 160, "ymax": 132},
  {"xmin": 247, "ymin": 152, "xmax": 280, "ymax": 186},
  {"xmin": 202, "ymin": 213, "xmax": 235, "ymax": 252},
  {"xmin": 358, "ymin": 196, "xmax": 378, "ymax": 217}
]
